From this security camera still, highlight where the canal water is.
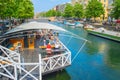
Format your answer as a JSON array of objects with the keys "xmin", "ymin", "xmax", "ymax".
[{"xmin": 43, "ymin": 22, "xmax": 120, "ymax": 80}]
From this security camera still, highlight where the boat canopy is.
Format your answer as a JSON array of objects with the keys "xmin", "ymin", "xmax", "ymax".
[{"xmin": 5, "ymin": 21, "xmax": 67, "ymax": 35}]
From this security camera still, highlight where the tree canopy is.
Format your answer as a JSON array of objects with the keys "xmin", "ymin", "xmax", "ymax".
[
  {"xmin": 85, "ymin": 0, "xmax": 104, "ymax": 19},
  {"xmin": 0, "ymin": 0, "xmax": 34, "ymax": 20},
  {"xmin": 0, "ymin": 0, "xmax": 16, "ymax": 19},
  {"xmin": 73, "ymin": 3, "xmax": 84, "ymax": 18},
  {"xmin": 63, "ymin": 4, "xmax": 73, "ymax": 18},
  {"xmin": 111, "ymin": 0, "xmax": 120, "ymax": 19},
  {"xmin": 56, "ymin": 11, "xmax": 62, "ymax": 17},
  {"xmin": 45, "ymin": 9, "xmax": 56, "ymax": 17},
  {"xmin": 40, "ymin": 10, "xmax": 62, "ymax": 17},
  {"xmin": 17, "ymin": 0, "xmax": 34, "ymax": 19}
]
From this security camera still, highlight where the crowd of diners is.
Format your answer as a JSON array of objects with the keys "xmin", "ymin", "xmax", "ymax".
[{"xmin": 35, "ymin": 29, "xmax": 64, "ymax": 56}]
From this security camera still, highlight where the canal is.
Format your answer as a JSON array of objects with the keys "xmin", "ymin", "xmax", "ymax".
[{"xmin": 43, "ymin": 22, "xmax": 120, "ymax": 80}]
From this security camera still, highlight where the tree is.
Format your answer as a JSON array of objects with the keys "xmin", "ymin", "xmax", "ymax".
[
  {"xmin": 85, "ymin": 0, "xmax": 104, "ymax": 21},
  {"xmin": 0, "ymin": 0, "xmax": 34, "ymax": 20},
  {"xmin": 0, "ymin": 0, "xmax": 16, "ymax": 19},
  {"xmin": 39, "ymin": 12, "xmax": 46, "ymax": 17},
  {"xmin": 63, "ymin": 4, "xmax": 73, "ymax": 18},
  {"xmin": 45, "ymin": 10, "xmax": 56, "ymax": 17},
  {"xmin": 111, "ymin": 0, "xmax": 120, "ymax": 19},
  {"xmin": 56, "ymin": 11, "xmax": 62, "ymax": 17},
  {"xmin": 73, "ymin": 3, "xmax": 84, "ymax": 18},
  {"xmin": 17, "ymin": 0, "xmax": 34, "ymax": 19}
]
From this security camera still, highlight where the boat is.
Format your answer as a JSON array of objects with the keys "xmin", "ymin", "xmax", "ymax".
[
  {"xmin": 0, "ymin": 21, "xmax": 71, "ymax": 80},
  {"xmin": 65, "ymin": 22, "xmax": 75, "ymax": 26},
  {"xmin": 63, "ymin": 20, "xmax": 75, "ymax": 26},
  {"xmin": 86, "ymin": 27, "xmax": 120, "ymax": 42},
  {"xmin": 84, "ymin": 24, "xmax": 94, "ymax": 30},
  {"xmin": 74, "ymin": 21, "xmax": 83, "ymax": 28}
]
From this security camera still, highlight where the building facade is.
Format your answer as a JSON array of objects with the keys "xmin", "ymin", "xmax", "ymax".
[
  {"xmin": 100, "ymin": 0, "xmax": 108, "ymax": 19},
  {"xmin": 71, "ymin": 0, "xmax": 109, "ymax": 19},
  {"xmin": 56, "ymin": 3, "xmax": 67, "ymax": 13},
  {"xmin": 71, "ymin": 0, "xmax": 90, "ymax": 8},
  {"xmin": 108, "ymin": 0, "xmax": 114, "ymax": 15}
]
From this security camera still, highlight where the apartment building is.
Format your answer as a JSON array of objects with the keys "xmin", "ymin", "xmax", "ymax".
[
  {"xmin": 71, "ymin": 0, "xmax": 109, "ymax": 19},
  {"xmin": 99, "ymin": 0, "xmax": 108, "ymax": 19},
  {"xmin": 71, "ymin": 0, "xmax": 90, "ymax": 8},
  {"xmin": 56, "ymin": 3, "xmax": 67, "ymax": 13}
]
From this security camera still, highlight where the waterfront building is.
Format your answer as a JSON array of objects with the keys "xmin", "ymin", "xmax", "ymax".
[
  {"xmin": 55, "ymin": 3, "xmax": 66, "ymax": 13},
  {"xmin": 100, "ymin": 0, "xmax": 109, "ymax": 19},
  {"xmin": 71, "ymin": 0, "xmax": 90, "ymax": 8},
  {"xmin": 54, "ymin": 2, "xmax": 72, "ymax": 13},
  {"xmin": 108, "ymin": 0, "xmax": 114, "ymax": 15},
  {"xmin": 71, "ymin": 0, "xmax": 109, "ymax": 20}
]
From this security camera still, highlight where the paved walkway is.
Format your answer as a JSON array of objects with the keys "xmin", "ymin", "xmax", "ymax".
[{"xmin": 91, "ymin": 23, "xmax": 120, "ymax": 32}]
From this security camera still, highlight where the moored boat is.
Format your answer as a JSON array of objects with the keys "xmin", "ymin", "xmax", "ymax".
[{"xmin": 84, "ymin": 24, "xmax": 94, "ymax": 30}]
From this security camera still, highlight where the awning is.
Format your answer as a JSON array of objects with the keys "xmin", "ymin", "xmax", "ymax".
[{"xmin": 5, "ymin": 21, "xmax": 67, "ymax": 35}]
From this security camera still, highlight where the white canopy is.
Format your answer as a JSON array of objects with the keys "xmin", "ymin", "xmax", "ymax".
[{"xmin": 5, "ymin": 21, "xmax": 67, "ymax": 34}]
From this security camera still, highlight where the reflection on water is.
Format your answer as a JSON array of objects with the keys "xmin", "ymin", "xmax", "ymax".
[
  {"xmin": 46, "ymin": 22, "xmax": 120, "ymax": 80},
  {"xmin": 104, "ymin": 42, "xmax": 120, "ymax": 69},
  {"xmin": 43, "ymin": 70, "xmax": 70, "ymax": 80},
  {"xmin": 87, "ymin": 34, "xmax": 120, "ymax": 69}
]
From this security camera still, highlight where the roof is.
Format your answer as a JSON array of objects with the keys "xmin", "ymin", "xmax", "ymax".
[{"xmin": 5, "ymin": 21, "xmax": 67, "ymax": 34}]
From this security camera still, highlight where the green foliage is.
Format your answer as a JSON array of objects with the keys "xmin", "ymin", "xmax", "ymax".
[
  {"xmin": 0, "ymin": 0, "xmax": 34, "ymax": 19},
  {"xmin": 56, "ymin": 11, "xmax": 62, "ymax": 17},
  {"xmin": 43, "ymin": 10, "xmax": 62, "ymax": 17},
  {"xmin": 85, "ymin": 0, "xmax": 104, "ymax": 19},
  {"xmin": 0, "ymin": 0, "xmax": 16, "ymax": 19},
  {"xmin": 111, "ymin": 0, "xmax": 120, "ymax": 19},
  {"xmin": 45, "ymin": 9, "xmax": 56, "ymax": 17},
  {"xmin": 39, "ymin": 12, "xmax": 46, "ymax": 17},
  {"xmin": 73, "ymin": 3, "xmax": 84, "ymax": 18},
  {"xmin": 17, "ymin": 0, "xmax": 34, "ymax": 19},
  {"xmin": 63, "ymin": 4, "xmax": 73, "ymax": 18}
]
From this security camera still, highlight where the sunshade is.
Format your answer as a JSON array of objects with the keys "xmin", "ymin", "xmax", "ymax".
[{"xmin": 5, "ymin": 21, "xmax": 67, "ymax": 35}]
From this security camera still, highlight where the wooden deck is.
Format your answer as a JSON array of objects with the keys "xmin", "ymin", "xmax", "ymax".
[
  {"xmin": 21, "ymin": 48, "xmax": 40, "ymax": 63},
  {"xmin": 20, "ymin": 48, "xmax": 66, "ymax": 62}
]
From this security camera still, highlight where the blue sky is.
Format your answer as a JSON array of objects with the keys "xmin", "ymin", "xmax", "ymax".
[{"xmin": 32, "ymin": 0, "xmax": 70, "ymax": 13}]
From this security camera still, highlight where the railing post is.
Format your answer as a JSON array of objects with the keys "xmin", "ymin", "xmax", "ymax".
[
  {"xmin": 39, "ymin": 54, "xmax": 42, "ymax": 80},
  {"xmin": 69, "ymin": 52, "xmax": 71, "ymax": 64},
  {"xmin": 50, "ymin": 58, "xmax": 52, "ymax": 70},
  {"xmin": 14, "ymin": 64, "xmax": 17, "ymax": 80},
  {"xmin": 18, "ymin": 54, "xmax": 21, "ymax": 74},
  {"xmin": 62, "ymin": 54, "xmax": 64, "ymax": 66}
]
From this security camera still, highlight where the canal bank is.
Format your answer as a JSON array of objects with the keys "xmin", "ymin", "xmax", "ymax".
[{"xmin": 87, "ymin": 29, "xmax": 120, "ymax": 42}]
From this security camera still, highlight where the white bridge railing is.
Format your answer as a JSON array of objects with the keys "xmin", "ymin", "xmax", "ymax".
[
  {"xmin": 42, "ymin": 52, "xmax": 71, "ymax": 74},
  {"xmin": 0, "ymin": 44, "xmax": 71, "ymax": 80},
  {"xmin": 0, "ymin": 45, "xmax": 42, "ymax": 80}
]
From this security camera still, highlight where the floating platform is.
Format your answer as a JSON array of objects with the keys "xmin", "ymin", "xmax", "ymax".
[{"xmin": 0, "ymin": 22, "xmax": 71, "ymax": 80}]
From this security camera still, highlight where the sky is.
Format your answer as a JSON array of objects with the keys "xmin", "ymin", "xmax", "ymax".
[{"xmin": 32, "ymin": 0, "xmax": 70, "ymax": 13}]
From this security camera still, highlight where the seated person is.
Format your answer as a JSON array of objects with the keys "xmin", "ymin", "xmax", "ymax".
[
  {"xmin": 55, "ymin": 42, "xmax": 60, "ymax": 49},
  {"xmin": 46, "ymin": 43, "xmax": 52, "ymax": 55}
]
